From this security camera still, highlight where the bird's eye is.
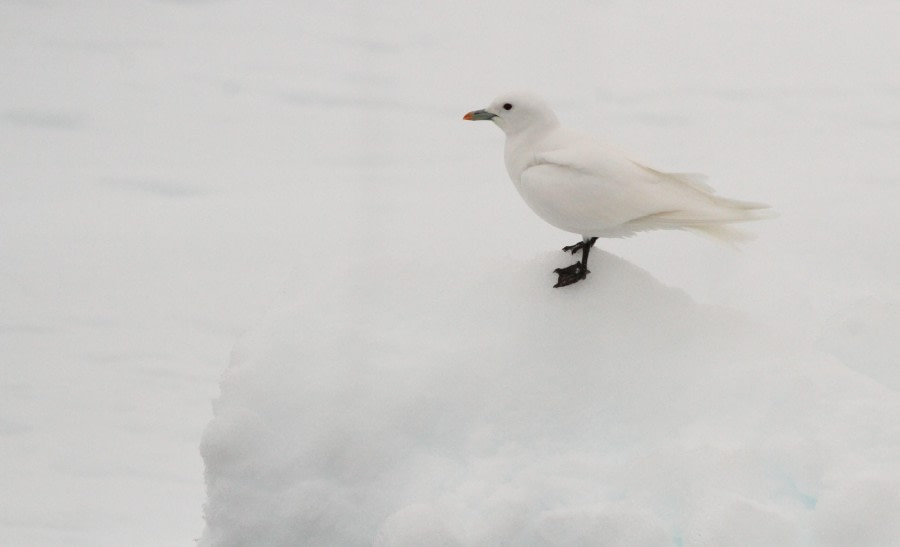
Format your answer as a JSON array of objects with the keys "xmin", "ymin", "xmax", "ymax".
[{"xmin": 503, "ymin": 103, "xmax": 513, "ymax": 111}]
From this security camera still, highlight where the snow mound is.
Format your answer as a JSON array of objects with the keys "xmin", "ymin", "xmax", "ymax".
[{"xmin": 200, "ymin": 245, "xmax": 900, "ymax": 546}]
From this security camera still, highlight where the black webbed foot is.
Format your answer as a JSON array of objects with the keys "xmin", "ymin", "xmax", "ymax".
[
  {"xmin": 554, "ymin": 237, "xmax": 598, "ymax": 287},
  {"xmin": 553, "ymin": 262, "xmax": 590, "ymax": 288}
]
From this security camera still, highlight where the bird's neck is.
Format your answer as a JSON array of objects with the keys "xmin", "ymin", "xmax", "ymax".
[
  {"xmin": 506, "ymin": 123, "xmax": 557, "ymax": 154},
  {"xmin": 504, "ymin": 124, "xmax": 557, "ymax": 179}
]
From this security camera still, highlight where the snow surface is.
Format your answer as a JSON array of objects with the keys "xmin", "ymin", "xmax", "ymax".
[
  {"xmin": 202, "ymin": 249, "xmax": 900, "ymax": 546},
  {"xmin": 2, "ymin": 1, "xmax": 900, "ymax": 546}
]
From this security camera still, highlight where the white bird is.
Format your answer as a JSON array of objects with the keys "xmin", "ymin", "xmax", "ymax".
[{"xmin": 464, "ymin": 92, "xmax": 772, "ymax": 287}]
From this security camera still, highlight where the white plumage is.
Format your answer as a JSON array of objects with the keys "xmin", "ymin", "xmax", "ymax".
[
  {"xmin": 464, "ymin": 92, "xmax": 772, "ymax": 286},
  {"xmin": 470, "ymin": 91, "xmax": 771, "ymax": 240}
]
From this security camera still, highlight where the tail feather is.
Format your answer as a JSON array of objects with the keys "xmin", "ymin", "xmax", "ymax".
[
  {"xmin": 626, "ymin": 201, "xmax": 775, "ymax": 246},
  {"xmin": 641, "ymin": 203, "xmax": 775, "ymax": 226},
  {"xmin": 709, "ymin": 194, "xmax": 773, "ymax": 212},
  {"xmin": 683, "ymin": 223, "xmax": 757, "ymax": 247},
  {"xmin": 654, "ymin": 167, "xmax": 773, "ymax": 212},
  {"xmin": 617, "ymin": 164, "xmax": 775, "ymax": 243}
]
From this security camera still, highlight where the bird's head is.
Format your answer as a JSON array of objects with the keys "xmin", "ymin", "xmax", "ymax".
[{"xmin": 463, "ymin": 92, "xmax": 559, "ymax": 136}]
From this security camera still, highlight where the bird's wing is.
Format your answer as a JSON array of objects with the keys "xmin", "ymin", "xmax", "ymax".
[
  {"xmin": 521, "ymin": 136, "xmax": 770, "ymax": 233},
  {"xmin": 533, "ymin": 141, "xmax": 711, "ymax": 200},
  {"xmin": 526, "ymin": 143, "xmax": 697, "ymax": 214},
  {"xmin": 517, "ymin": 143, "xmax": 680, "ymax": 233}
]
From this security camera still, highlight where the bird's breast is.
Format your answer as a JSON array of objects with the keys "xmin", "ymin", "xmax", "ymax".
[{"xmin": 504, "ymin": 133, "xmax": 550, "ymax": 182}]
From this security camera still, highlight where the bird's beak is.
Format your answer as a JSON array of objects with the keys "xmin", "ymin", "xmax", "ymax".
[{"xmin": 463, "ymin": 109, "xmax": 497, "ymax": 121}]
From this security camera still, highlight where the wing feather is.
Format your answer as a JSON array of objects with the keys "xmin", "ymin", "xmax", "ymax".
[{"xmin": 512, "ymin": 129, "xmax": 772, "ymax": 237}]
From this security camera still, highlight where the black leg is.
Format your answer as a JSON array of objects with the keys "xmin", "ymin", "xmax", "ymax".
[
  {"xmin": 561, "ymin": 237, "xmax": 597, "ymax": 255},
  {"xmin": 580, "ymin": 237, "xmax": 597, "ymax": 268},
  {"xmin": 554, "ymin": 237, "xmax": 598, "ymax": 288}
]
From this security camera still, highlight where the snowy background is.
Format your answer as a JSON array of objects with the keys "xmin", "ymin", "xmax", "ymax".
[{"xmin": 2, "ymin": 1, "xmax": 900, "ymax": 545}]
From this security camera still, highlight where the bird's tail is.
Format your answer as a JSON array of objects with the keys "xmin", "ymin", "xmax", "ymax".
[
  {"xmin": 683, "ymin": 223, "xmax": 758, "ymax": 246},
  {"xmin": 637, "ymin": 198, "xmax": 775, "ymax": 247}
]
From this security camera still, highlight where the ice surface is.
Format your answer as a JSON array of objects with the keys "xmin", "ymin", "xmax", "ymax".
[
  {"xmin": 199, "ymin": 220, "xmax": 900, "ymax": 546},
  {"xmin": 2, "ymin": 0, "xmax": 899, "ymax": 545}
]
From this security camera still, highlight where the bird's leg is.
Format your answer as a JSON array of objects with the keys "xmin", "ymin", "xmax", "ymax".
[
  {"xmin": 561, "ymin": 237, "xmax": 598, "ymax": 255},
  {"xmin": 554, "ymin": 237, "xmax": 598, "ymax": 288}
]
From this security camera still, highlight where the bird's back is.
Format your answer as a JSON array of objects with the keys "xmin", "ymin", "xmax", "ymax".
[{"xmin": 507, "ymin": 126, "xmax": 771, "ymax": 239}]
